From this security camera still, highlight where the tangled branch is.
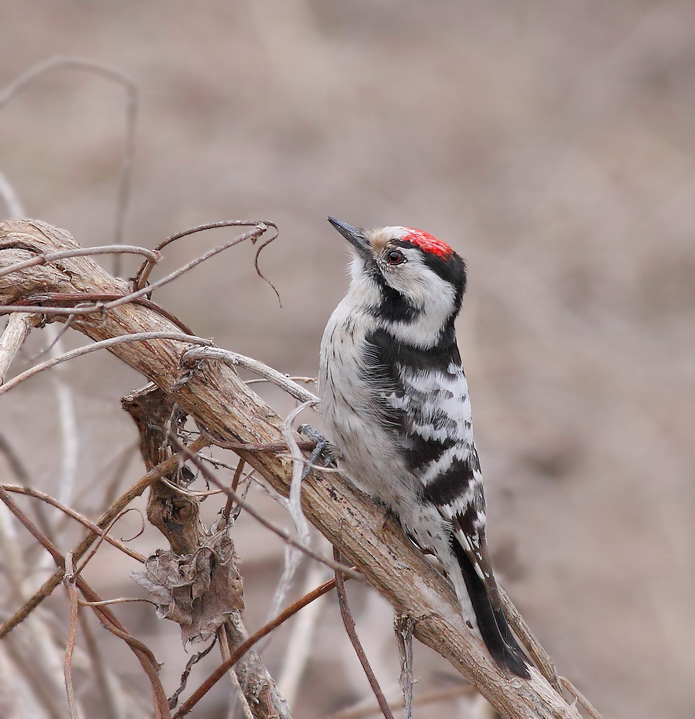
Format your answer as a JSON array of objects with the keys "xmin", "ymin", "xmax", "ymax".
[{"xmin": 0, "ymin": 218, "xmax": 592, "ymax": 719}]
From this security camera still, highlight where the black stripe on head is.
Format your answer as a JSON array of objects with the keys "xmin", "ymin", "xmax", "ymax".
[
  {"xmin": 364, "ymin": 326, "xmax": 461, "ymax": 376},
  {"xmin": 394, "ymin": 240, "xmax": 468, "ymax": 314},
  {"xmin": 423, "ymin": 455, "xmax": 477, "ymax": 506},
  {"xmin": 365, "ymin": 262, "xmax": 422, "ymax": 323}
]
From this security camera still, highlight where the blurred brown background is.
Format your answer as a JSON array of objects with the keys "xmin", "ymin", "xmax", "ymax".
[{"xmin": 1, "ymin": 1, "xmax": 694, "ymax": 718}]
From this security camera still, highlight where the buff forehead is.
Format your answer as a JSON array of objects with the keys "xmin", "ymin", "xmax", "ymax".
[{"xmin": 366, "ymin": 226, "xmax": 454, "ymax": 258}]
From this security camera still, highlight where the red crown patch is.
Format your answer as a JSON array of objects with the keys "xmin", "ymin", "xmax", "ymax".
[{"xmin": 402, "ymin": 229, "xmax": 453, "ymax": 259}]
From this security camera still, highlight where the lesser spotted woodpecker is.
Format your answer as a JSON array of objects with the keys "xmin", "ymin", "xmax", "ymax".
[{"xmin": 319, "ymin": 217, "xmax": 529, "ymax": 677}]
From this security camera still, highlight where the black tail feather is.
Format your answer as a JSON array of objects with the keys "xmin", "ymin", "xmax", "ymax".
[{"xmin": 451, "ymin": 540, "xmax": 530, "ymax": 678}]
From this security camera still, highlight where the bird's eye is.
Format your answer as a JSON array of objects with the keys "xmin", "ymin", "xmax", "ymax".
[{"xmin": 386, "ymin": 249, "xmax": 406, "ymax": 265}]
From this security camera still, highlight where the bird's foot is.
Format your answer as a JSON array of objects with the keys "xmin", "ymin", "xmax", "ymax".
[{"xmin": 298, "ymin": 424, "xmax": 337, "ymax": 464}]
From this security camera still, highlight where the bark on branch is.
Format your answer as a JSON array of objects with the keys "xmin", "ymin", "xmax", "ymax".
[
  {"xmin": 123, "ymin": 383, "xmax": 290, "ymax": 718},
  {"xmin": 0, "ymin": 218, "xmax": 584, "ymax": 719}
]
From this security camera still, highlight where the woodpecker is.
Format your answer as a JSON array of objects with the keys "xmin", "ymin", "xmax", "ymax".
[{"xmin": 319, "ymin": 217, "xmax": 529, "ymax": 677}]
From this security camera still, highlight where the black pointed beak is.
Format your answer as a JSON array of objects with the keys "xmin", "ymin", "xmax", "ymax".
[{"xmin": 327, "ymin": 217, "xmax": 371, "ymax": 258}]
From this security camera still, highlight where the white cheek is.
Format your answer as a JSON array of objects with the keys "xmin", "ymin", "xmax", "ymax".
[{"xmin": 384, "ymin": 266, "xmax": 456, "ymax": 348}]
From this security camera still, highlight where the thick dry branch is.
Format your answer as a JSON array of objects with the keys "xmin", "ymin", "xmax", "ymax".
[
  {"xmin": 175, "ymin": 440, "xmax": 360, "ymax": 579},
  {"xmin": 220, "ymin": 615, "xmax": 292, "ymax": 719},
  {"xmin": 124, "ymin": 384, "xmax": 290, "ymax": 719},
  {"xmin": 0, "ymin": 219, "xmax": 586, "ymax": 719},
  {"xmin": 123, "ymin": 384, "xmax": 202, "ymax": 555}
]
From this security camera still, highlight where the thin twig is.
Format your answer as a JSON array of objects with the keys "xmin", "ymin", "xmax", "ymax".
[
  {"xmin": 222, "ymin": 612, "xmax": 292, "ymax": 719},
  {"xmin": 0, "ymin": 436, "xmax": 209, "ymax": 638},
  {"xmin": 0, "ymin": 485, "xmax": 64, "ymax": 566},
  {"xmin": 76, "ymin": 508, "xmax": 145, "ymax": 574},
  {"xmin": 98, "ymin": 441, "xmax": 139, "ymax": 511},
  {"xmin": 285, "ymin": 402, "xmax": 317, "ymax": 536},
  {"xmin": 78, "ymin": 612, "xmax": 124, "ymax": 719},
  {"xmin": 499, "ymin": 586, "xmax": 560, "ymax": 691},
  {"xmin": 0, "ymin": 313, "xmax": 37, "ymax": 383},
  {"xmin": 1, "ymin": 225, "xmax": 273, "ymax": 318},
  {"xmin": 246, "ymin": 375, "xmax": 316, "ymax": 386},
  {"xmin": 157, "ymin": 476, "xmax": 223, "ymax": 498},
  {"xmin": 173, "ymin": 576, "xmax": 340, "ymax": 718},
  {"xmin": 0, "ymin": 432, "xmax": 55, "ymax": 543},
  {"xmin": 0, "ymin": 489, "xmax": 68, "ymax": 715},
  {"xmin": 0, "ymin": 169, "xmax": 26, "ymax": 217},
  {"xmin": 78, "ymin": 597, "xmax": 157, "ymax": 608},
  {"xmin": 333, "ymin": 547, "xmax": 395, "ymax": 719},
  {"xmin": 31, "ymin": 311, "xmax": 76, "ymax": 357},
  {"xmin": 0, "ymin": 303, "xmax": 112, "ymax": 316},
  {"xmin": 48, "ymin": 323, "xmax": 79, "ymax": 509},
  {"xmin": 63, "ymin": 553, "xmax": 80, "ymax": 719},
  {"xmin": 278, "ymin": 560, "xmax": 330, "ymax": 706},
  {"xmin": 0, "ymin": 434, "xmax": 32, "ymax": 486},
  {"xmin": 217, "ymin": 627, "xmax": 254, "ymax": 719},
  {"xmin": 222, "ymin": 458, "xmax": 246, "ymax": 521},
  {"xmin": 7, "ymin": 292, "xmax": 194, "ymax": 336},
  {"xmin": 0, "ymin": 485, "xmax": 145, "ymax": 562},
  {"xmin": 78, "ymin": 597, "xmax": 159, "ymax": 607},
  {"xmin": 167, "ymin": 638, "xmax": 218, "ymax": 710},
  {"xmin": 265, "ymin": 401, "xmax": 317, "ymax": 623},
  {"xmin": 171, "ymin": 435, "xmax": 360, "ymax": 579},
  {"xmin": 134, "ymin": 219, "xmax": 276, "ymax": 288},
  {"xmin": 559, "ymin": 677, "xmax": 603, "ymax": 719},
  {"xmin": 329, "ymin": 685, "xmax": 477, "ymax": 719},
  {"xmin": 182, "ymin": 347, "xmax": 319, "ymax": 404},
  {"xmin": 113, "ymin": 224, "xmax": 272, "ymax": 309},
  {"xmin": 0, "ymin": 56, "xmax": 138, "ymax": 272},
  {"xmin": 0, "ymin": 245, "xmax": 160, "ymax": 279},
  {"xmin": 76, "ymin": 583, "xmax": 171, "ymax": 719},
  {"xmin": 0, "ymin": 484, "xmax": 170, "ymax": 718},
  {"xmin": 80, "ymin": 600, "xmax": 160, "ymax": 669},
  {"xmin": 394, "ymin": 614, "xmax": 415, "ymax": 719},
  {"xmin": 0, "ymin": 332, "xmax": 213, "ymax": 396}
]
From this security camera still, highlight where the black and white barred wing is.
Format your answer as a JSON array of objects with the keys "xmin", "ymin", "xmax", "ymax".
[
  {"xmin": 433, "ymin": 451, "xmax": 500, "ymax": 591},
  {"xmin": 368, "ymin": 338, "xmax": 529, "ymax": 674},
  {"xmin": 394, "ymin": 363, "xmax": 503, "ymax": 608}
]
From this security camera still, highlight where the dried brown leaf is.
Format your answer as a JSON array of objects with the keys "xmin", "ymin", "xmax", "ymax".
[{"xmin": 133, "ymin": 532, "xmax": 243, "ymax": 644}]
